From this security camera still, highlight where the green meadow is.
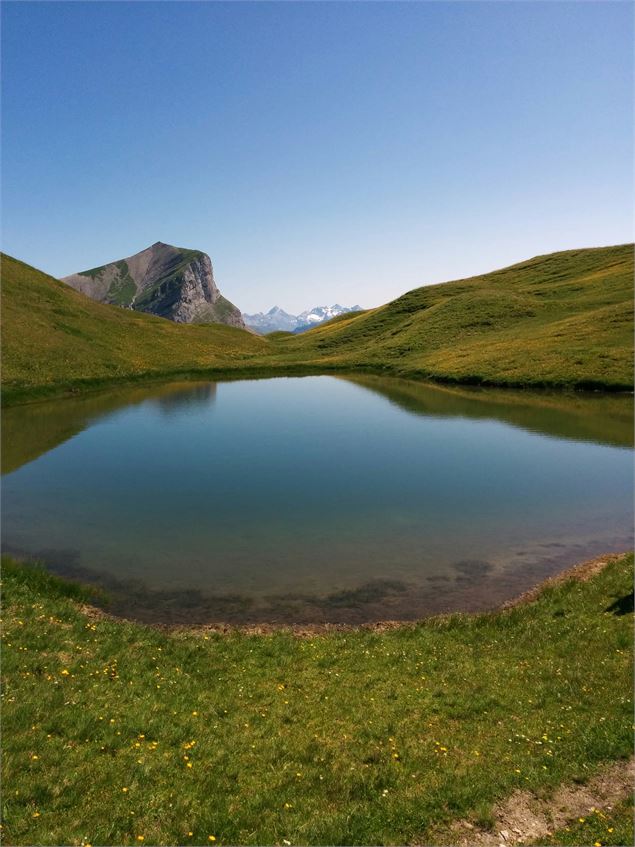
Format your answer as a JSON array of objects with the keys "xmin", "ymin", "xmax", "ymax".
[
  {"xmin": 2, "ymin": 244, "xmax": 633, "ymax": 845},
  {"xmin": 2, "ymin": 554, "xmax": 633, "ymax": 846},
  {"xmin": 539, "ymin": 798, "xmax": 634, "ymax": 847},
  {"xmin": 2, "ymin": 243, "xmax": 633, "ymax": 405}
]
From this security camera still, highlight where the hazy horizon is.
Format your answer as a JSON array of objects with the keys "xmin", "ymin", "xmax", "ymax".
[{"xmin": 2, "ymin": 1, "xmax": 633, "ymax": 313}]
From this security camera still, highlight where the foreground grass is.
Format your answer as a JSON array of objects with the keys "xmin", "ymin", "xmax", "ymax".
[
  {"xmin": 2, "ymin": 243, "xmax": 633, "ymax": 405},
  {"xmin": 537, "ymin": 797, "xmax": 634, "ymax": 847},
  {"xmin": 2, "ymin": 554, "xmax": 633, "ymax": 845}
]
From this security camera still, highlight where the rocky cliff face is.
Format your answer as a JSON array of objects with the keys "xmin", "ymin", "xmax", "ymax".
[{"xmin": 63, "ymin": 242, "xmax": 245, "ymax": 328}]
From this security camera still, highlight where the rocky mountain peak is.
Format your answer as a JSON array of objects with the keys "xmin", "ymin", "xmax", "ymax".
[{"xmin": 62, "ymin": 243, "xmax": 244, "ymax": 328}]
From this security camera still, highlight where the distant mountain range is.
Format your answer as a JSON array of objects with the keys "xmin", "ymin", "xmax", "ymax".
[
  {"xmin": 63, "ymin": 242, "xmax": 244, "ymax": 327},
  {"xmin": 244, "ymin": 304, "xmax": 363, "ymax": 334}
]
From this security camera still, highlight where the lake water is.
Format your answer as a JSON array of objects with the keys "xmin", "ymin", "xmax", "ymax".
[{"xmin": 2, "ymin": 376, "xmax": 633, "ymax": 625}]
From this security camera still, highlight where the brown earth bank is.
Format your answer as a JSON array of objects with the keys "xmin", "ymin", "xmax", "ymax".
[{"xmin": 448, "ymin": 756, "xmax": 634, "ymax": 846}]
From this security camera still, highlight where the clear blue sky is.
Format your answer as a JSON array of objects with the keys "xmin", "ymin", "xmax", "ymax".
[{"xmin": 2, "ymin": 1, "xmax": 633, "ymax": 313}]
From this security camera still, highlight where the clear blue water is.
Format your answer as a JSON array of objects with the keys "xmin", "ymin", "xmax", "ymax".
[{"xmin": 2, "ymin": 376, "xmax": 633, "ymax": 624}]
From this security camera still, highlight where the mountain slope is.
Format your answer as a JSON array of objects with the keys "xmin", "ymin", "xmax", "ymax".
[
  {"xmin": 1, "ymin": 254, "xmax": 265, "ymax": 402},
  {"xmin": 63, "ymin": 242, "xmax": 244, "ymax": 327},
  {"xmin": 2, "ymin": 243, "xmax": 633, "ymax": 403},
  {"xmin": 268, "ymin": 244, "xmax": 634, "ymax": 390}
]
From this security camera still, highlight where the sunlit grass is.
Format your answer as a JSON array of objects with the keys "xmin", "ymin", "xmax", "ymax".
[
  {"xmin": 2, "ymin": 553, "xmax": 632, "ymax": 845},
  {"xmin": 270, "ymin": 244, "xmax": 634, "ymax": 391},
  {"xmin": 2, "ymin": 243, "xmax": 633, "ymax": 405},
  {"xmin": 537, "ymin": 797, "xmax": 634, "ymax": 847}
]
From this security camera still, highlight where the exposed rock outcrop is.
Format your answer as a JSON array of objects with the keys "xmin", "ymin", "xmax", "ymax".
[{"xmin": 63, "ymin": 242, "xmax": 245, "ymax": 327}]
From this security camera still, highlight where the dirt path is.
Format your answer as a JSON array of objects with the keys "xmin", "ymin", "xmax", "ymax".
[{"xmin": 450, "ymin": 757, "xmax": 634, "ymax": 846}]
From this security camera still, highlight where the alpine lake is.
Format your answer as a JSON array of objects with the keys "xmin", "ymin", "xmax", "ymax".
[{"xmin": 2, "ymin": 375, "xmax": 633, "ymax": 626}]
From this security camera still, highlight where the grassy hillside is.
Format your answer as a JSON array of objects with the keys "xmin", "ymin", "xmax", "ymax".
[
  {"xmin": 2, "ymin": 244, "xmax": 633, "ymax": 403},
  {"xmin": 1, "ymin": 255, "xmax": 267, "ymax": 403},
  {"xmin": 269, "ymin": 244, "xmax": 634, "ymax": 390},
  {"xmin": 2, "ymin": 553, "xmax": 632, "ymax": 845}
]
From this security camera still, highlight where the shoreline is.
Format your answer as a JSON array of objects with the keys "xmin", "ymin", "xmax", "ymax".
[
  {"xmin": 16, "ymin": 550, "xmax": 627, "ymax": 637},
  {"xmin": 3, "ymin": 362, "xmax": 633, "ymax": 408}
]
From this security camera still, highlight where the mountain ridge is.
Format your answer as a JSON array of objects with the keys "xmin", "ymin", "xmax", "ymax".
[
  {"xmin": 244, "ymin": 303, "xmax": 363, "ymax": 334},
  {"xmin": 63, "ymin": 242, "xmax": 245, "ymax": 327},
  {"xmin": 2, "ymin": 243, "xmax": 633, "ymax": 404}
]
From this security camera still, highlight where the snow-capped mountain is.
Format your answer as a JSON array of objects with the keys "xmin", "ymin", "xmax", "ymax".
[
  {"xmin": 243, "ymin": 306, "xmax": 299, "ymax": 333},
  {"xmin": 244, "ymin": 304, "xmax": 363, "ymax": 334}
]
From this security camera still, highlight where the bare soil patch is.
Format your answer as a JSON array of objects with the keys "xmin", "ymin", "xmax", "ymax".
[{"xmin": 450, "ymin": 756, "xmax": 634, "ymax": 846}]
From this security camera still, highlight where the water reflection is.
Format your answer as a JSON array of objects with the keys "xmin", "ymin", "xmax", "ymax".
[
  {"xmin": 3, "ymin": 376, "xmax": 632, "ymax": 476},
  {"xmin": 155, "ymin": 383, "xmax": 217, "ymax": 416},
  {"xmin": 2, "ymin": 376, "xmax": 632, "ymax": 625},
  {"xmin": 340, "ymin": 375, "xmax": 634, "ymax": 449},
  {"xmin": 2, "ymin": 381, "xmax": 218, "ymax": 474}
]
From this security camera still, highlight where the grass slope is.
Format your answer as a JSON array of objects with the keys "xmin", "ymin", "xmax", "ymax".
[
  {"xmin": 269, "ymin": 244, "xmax": 634, "ymax": 390},
  {"xmin": 2, "ymin": 554, "xmax": 632, "ymax": 845},
  {"xmin": 2, "ymin": 244, "xmax": 633, "ymax": 404},
  {"xmin": 1, "ymin": 255, "xmax": 267, "ymax": 403},
  {"xmin": 539, "ymin": 797, "xmax": 634, "ymax": 847}
]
